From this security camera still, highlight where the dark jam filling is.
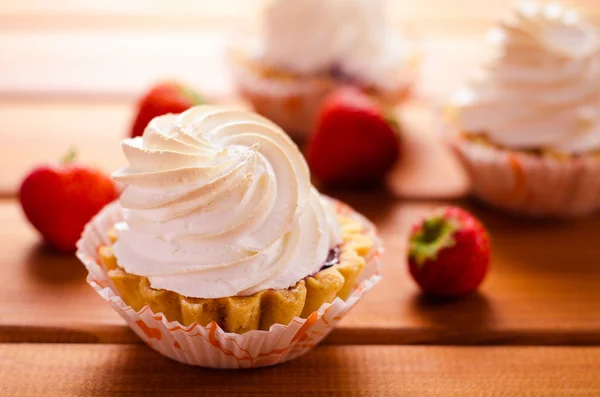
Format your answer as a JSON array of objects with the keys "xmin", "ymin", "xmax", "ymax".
[
  {"xmin": 319, "ymin": 246, "xmax": 341, "ymax": 271},
  {"xmin": 327, "ymin": 65, "xmax": 374, "ymax": 94},
  {"xmin": 328, "ymin": 64, "xmax": 359, "ymax": 85}
]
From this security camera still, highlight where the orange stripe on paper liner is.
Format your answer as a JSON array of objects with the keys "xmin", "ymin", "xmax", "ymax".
[
  {"xmin": 492, "ymin": 154, "xmax": 527, "ymax": 204},
  {"xmin": 292, "ymin": 311, "xmax": 319, "ymax": 342},
  {"xmin": 135, "ymin": 319, "xmax": 162, "ymax": 341},
  {"xmin": 207, "ymin": 323, "xmax": 254, "ymax": 365},
  {"xmin": 217, "ymin": 327, "xmax": 255, "ymax": 357},
  {"xmin": 321, "ymin": 304, "xmax": 335, "ymax": 326},
  {"xmin": 164, "ymin": 319, "xmax": 295, "ymax": 365},
  {"xmin": 206, "ymin": 322, "xmax": 291, "ymax": 364},
  {"xmin": 136, "ymin": 306, "xmax": 151, "ymax": 316},
  {"xmin": 166, "ymin": 321, "xmax": 199, "ymax": 334},
  {"xmin": 167, "ymin": 320, "xmax": 256, "ymax": 358},
  {"xmin": 94, "ymin": 247, "xmax": 102, "ymax": 263}
]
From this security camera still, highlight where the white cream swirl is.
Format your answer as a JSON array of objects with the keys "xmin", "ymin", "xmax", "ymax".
[
  {"xmin": 450, "ymin": 2, "xmax": 600, "ymax": 153},
  {"xmin": 249, "ymin": 0, "xmax": 413, "ymax": 90},
  {"xmin": 112, "ymin": 105, "xmax": 342, "ymax": 298}
]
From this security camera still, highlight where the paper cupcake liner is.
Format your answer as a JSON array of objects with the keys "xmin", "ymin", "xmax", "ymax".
[
  {"xmin": 229, "ymin": 63, "xmax": 333, "ymax": 140},
  {"xmin": 229, "ymin": 59, "xmax": 415, "ymax": 141},
  {"xmin": 452, "ymin": 137, "xmax": 600, "ymax": 217},
  {"xmin": 76, "ymin": 198, "xmax": 382, "ymax": 368}
]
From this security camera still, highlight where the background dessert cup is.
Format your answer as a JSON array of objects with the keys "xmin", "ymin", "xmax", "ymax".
[
  {"xmin": 229, "ymin": 51, "xmax": 417, "ymax": 140},
  {"xmin": 449, "ymin": 134, "xmax": 600, "ymax": 217},
  {"xmin": 229, "ymin": 0, "xmax": 418, "ymax": 140},
  {"xmin": 445, "ymin": 2, "xmax": 600, "ymax": 217}
]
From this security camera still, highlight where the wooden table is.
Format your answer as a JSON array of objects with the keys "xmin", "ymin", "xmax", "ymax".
[{"xmin": 1, "ymin": 1, "xmax": 600, "ymax": 395}]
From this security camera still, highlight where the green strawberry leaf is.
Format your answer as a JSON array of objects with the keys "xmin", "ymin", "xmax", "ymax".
[
  {"xmin": 61, "ymin": 147, "xmax": 77, "ymax": 164},
  {"xmin": 179, "ymin": 84, "xmax": 205, "ymax": 105},
  {"xmin": 409, "ymin": 215, "xmax": 459, "ymax": 267}
]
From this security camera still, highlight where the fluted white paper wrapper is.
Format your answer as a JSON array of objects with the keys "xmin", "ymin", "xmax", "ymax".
[
  {"xmin": 230, "ymin": 62, "xmax": 335, "ymax": 140},
  {"xmin": 452, "ymin": 137, "xmax": 600, "ymax": 218},
  {"xmin": 77, "ymin": 198, "xmax": 382, "ymax": 368}
]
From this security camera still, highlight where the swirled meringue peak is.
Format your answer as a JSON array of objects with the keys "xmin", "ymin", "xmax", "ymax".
[
  {"xmin": 112, "ymin": 105, "xmax": 342, "ymax": 298},
  {"xmin": 450, "ymin": 2, "xmax": 600, "ymax": 154},
  {"xmin": 246, "ymin": 0, "xmax": 413, "ymax": 90}
]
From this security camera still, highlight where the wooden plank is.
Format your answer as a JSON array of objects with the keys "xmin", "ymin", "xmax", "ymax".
[
  {"xmin": 0, "ymin": 100, "xmax": 468, "ymax": 197},
  {"xmin": 2, "ymin": 192, "xmax": 600, "ymax": 345},
  {"xmin": 0, "ymin": 16, "xmax": 598, "ymax": 344},
  {"xmin": 0, "ymin": 344, "xmax": 598, "ymax": 396},
  {"xmin": 0, "ymin": 30, "xmax": 467, "ymax": 100},
  {"xmin": 0, "ymin": 29, "xmax": 235, "ymax": 99},
  {"xmin": 328, "ymin": 194, "xmax": 600, "ymax": 345},
  {"xmin": 0, "ymin": 199, "xmax": 132, "ymax": 342},
  {"xmin": 0, "ymin": 32, "xmax": 486, "ymax": 116},
  {"xmin": 0, "ymin": 101, "xmax": 128, "ymax": 196},
  {"xmin": 0, "ymin": 97, "xmax": 470, "ymax": 344}
]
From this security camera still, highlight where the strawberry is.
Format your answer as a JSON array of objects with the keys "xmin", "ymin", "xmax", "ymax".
[
  {"xmin": 19, "ymin": 150, "xmax": 118, "ymax": 253},
  {"xmin": 307, "ymin": 86, "xmax": 400, "ymax": 187},
  {"xmin": 130, "ymin": 82, "xmax": 203, "ymax": 138},
  {"xmin": 408, "ymin": 206, "xmax": 490, "ymax": 297}
]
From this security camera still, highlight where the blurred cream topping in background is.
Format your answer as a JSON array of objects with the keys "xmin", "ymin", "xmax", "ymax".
[
  {"xmin": 245, "ymin": 0, "xmax": 414, "ymax": 90},
  {"xmin": 450, "ymin": 2, "xmax": 600, "ymax": 153}
]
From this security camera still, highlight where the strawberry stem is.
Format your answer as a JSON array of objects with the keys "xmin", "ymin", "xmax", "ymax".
[
  {"xmin": 61, "ymin": 148, "xmax": 77, "ymax": 164},
  {"xmin": 421, "ymin": 217, "xmax": 445, "ymax": 243},
  {"xmin": 178, "ymin": 84, "xmax": 204, "ymax": 105},
  {"xmin": 409, "ymin": 215, "xmax": 458, "ymax": 267},
  {"xmin": 383, "ymin": 106, "xmax": 400, "ymax": 135}
]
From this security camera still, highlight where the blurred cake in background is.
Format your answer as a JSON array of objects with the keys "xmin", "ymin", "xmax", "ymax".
[
  {"xmin": 229, "ymin": 0, "xmax": 418, "ymax": 140},
  {"xmin": 445, "ymin": 2, "xmax": 600, "ymax": 217}
]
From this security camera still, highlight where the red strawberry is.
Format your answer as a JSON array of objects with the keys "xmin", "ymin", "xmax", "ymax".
[
  {"xmin": 19, "ymin": 151, "xmax": 118, "ymax": 253},
  {"xmin": 408, "ymin": 206, "xmax": 490, "ymax": 297},
  {"xmin": 307, "ymin": 86, "xmax": 400, "ymax": 187},
  {"xmin": 130, "ymin": 82, "xmax": 203, "ymax": 138}
]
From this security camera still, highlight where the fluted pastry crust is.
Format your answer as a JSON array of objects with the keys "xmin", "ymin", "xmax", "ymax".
[{"xmin": 99, "ymin": 215, "xmax": 373, "ymax": 334}]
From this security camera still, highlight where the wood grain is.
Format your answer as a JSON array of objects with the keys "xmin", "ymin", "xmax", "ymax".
[
  {"xmin": 1, "ymin": 344, "xmax": 599, "ymax": 396},
  {"xmin": 1, "ymin": 2, "xmax": 599, "ymax": 393},
  {"xmin": 0, "ymin": 199, "xmax": 132, "ymax": 341},
  {"xmin": 2, "ymin": 193, "xmax": 599, "ymax": 345},
  {"xmin": 0, "ymin": 30, "xmax": 234, "ymax": 99},
  {"xmin": 0, "ymin": 100, "xmax": 468, "ymax": 197},
  {"xmin": 0, "ymin": 31, "xmax": 472, "ymax": 102},
  {"xmin": 329, "ymin": 194, "xmax": 600, "ymax": 345},
  {"xmin": 0, "ymin": 101, "xmax": 129, "ymax": 196}
]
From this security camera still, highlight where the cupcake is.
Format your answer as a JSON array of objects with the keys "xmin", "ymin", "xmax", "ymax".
[
  {"xmin": 76, "ymin": 105, "xmax": 382, "ymax": 368},
  {"xmin": 446, "ymin": 2, "xmax": 600, "ymax": 217},
  {"xmin": 229, "ymin": 0, "xmax": 418, "ymax": 140}
]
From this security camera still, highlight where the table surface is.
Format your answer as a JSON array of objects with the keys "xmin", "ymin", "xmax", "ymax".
[{"xmin": 1, "ymin": 1, "xmax": 600, "ymax": 396}]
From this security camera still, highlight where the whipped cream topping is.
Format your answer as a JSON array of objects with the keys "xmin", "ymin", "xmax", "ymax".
[
  {"xmin": 112, "ymin": 105, "xmax": 342, "ymax": 299},
  {"xmin": 450, "ymin": 2, "xmax": 600, "ymax": 153},
  {"xmin": 248, "ymin": 0, "xmax": 413, "ymax": 90}
]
